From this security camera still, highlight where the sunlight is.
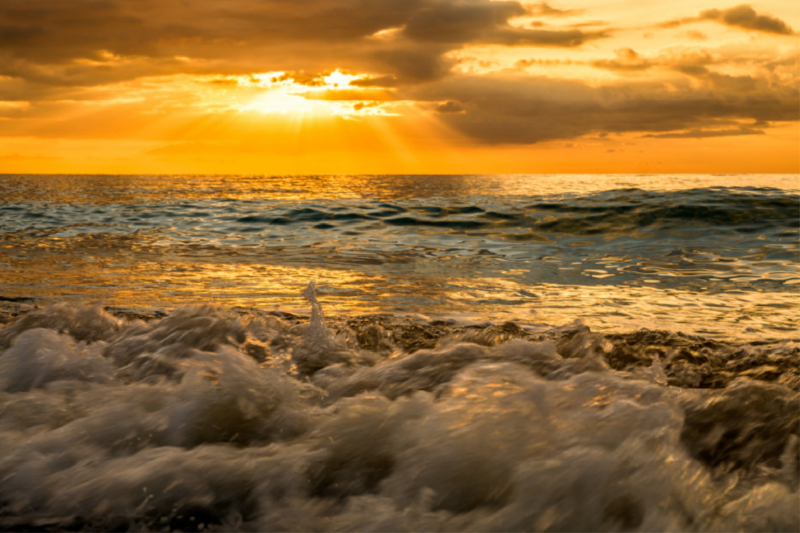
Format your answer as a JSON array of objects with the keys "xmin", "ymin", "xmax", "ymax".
[
  {"xmin": 240, "ymin": 85, "xmax": 320, "ymax": 116},
  {"xmin": 322, "ymin": 70, "xmax": 362, "ymax": 87},
  {"xmin": 240, "ymin": 69, "xmax": 395, "ymax": 118}
]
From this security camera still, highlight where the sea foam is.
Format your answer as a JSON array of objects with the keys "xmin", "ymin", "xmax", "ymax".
[{"xmin": 0, "ymin": 283, "xmax": 797, "ymax": 532}]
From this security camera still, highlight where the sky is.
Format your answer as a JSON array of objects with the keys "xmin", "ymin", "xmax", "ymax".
[{"xmin": 0, "ymin": 0, "xmax": 798, "ymax": 174}]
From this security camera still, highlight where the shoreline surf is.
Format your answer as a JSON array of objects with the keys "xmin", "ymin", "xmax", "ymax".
[{"xmin": 0, "ymin": 287, "xmax": 797, "ymax": 531}]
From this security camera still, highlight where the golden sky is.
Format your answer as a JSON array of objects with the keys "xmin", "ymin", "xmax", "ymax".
[{"xmin": 1, "ymin": 0, "xmax": 798, "ymax": 174}]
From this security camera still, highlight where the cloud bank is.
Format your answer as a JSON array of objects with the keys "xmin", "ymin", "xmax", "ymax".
[{"xmin": 0, "ymin": 0, "xmax": 797, "ymax": 149}]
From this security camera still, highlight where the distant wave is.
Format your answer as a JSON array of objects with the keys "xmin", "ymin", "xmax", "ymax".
[
  {"xmin": 1, "ymin": 178, "xmax": 798, "ymax": 339},
  {"xmin": 3, "ymin": 187, "xmax": 798, "ymax": 237}
]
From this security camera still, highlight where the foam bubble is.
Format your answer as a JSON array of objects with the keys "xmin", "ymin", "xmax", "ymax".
[{"xmin": 0, "ymin": 291, "xmax": 797, "ymax": 531}]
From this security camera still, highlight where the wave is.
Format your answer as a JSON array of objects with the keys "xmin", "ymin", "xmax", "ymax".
[
  {"xmin": 0, "ymin": 284, "xmax": 797, "ymax": 531},
  {"xmin": 3, "ymin": 188, "xmax": 799, "ymax": 238}
]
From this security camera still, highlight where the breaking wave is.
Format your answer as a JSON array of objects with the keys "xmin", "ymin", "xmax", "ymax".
[{"xmin": 0, "ymin": 284, "xmax": 797, "ymax": 532}]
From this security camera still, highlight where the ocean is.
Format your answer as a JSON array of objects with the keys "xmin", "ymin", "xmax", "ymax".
[{"xmin": 0, "ymin": 174, "xmax": 798, "ymax": 531}]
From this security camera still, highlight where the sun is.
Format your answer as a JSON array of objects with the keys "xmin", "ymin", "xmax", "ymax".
[{"xmin": 239, "ymin": 70, "xmax": 397, "ymax": 118}]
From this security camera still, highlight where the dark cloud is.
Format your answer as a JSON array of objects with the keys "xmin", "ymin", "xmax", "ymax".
[
  {"xmin": 660, "ymin": 4, "xmax": 795, "ymax": 36},
  {"xmin": 434, "ymin": 100, "xmax": 465, "ymax": 113},
  {"xmin": 405, "ymin": 74, "xmax": 798, "ymax": 144},
  {"xmin": 370, "ymin": 45, "xmax": 456, "ymax": 83},
  {"xmin": 401, "ymin": 1, "xmax": 526, "ymax": 43},
  {"xmin": 641, "ymin": 126, "xmax": 765, "ymax": 138},
  {"xmin": 700, "ymin": 5, "xmax": 795, "ymax": 35},
  {"xmin": 274, "ymin": 72, "xmax": 329, "ymax": 87},
  {"xmin": 489, "ymin": 28, "xmax": 609, "ymax": 47},
  {"xmin": 0, "ymin": 0, "xmax": 796, "ymax": 149},
  {"xmin": 400, "ymin": 1, "xmax": 607, "ymax": 46},
  {"xmin": 690, "ymin": 70, "xmax": 759, "ymax": 92},
  {"xmin": 205, "ymin": 77, "xmax": 241, "ymax": 86},
  {"xmin": 0, "ymin": 0, "xmax": 608, "ymax": 94},
  {"xmin": 0, "ymin": 24, "xmax": 47, "ymax": 47},
  {"xmin": 350, "ymin": 75, "xmax": 399, "ymax": 88}
]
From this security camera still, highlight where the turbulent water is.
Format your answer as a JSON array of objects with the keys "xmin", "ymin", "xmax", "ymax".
[{"xmin": 0, "ymin": 174, "xmax": 798, "ymax": 531}]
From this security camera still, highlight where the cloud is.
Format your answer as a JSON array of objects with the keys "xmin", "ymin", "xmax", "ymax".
[
  {"xmin": 352, "ymin": 101, "xmax": 379, "ymax": 111},
  {"xmin": 0, "ymin": 0, "xmax": 796, "ymax": 152},
  {"xmin": 641, "ymin": 126, "xmax": 765, "ymax": 138},
  {"xmin": 401, "ymin": 1, "xmax": 527, "ymax": 43},
  {"xmin": 272, "ymin": 72, "xmax": 329, "ymax": 87},
  {"xmin": 350, "ymin": 75, "xmax": 398, "ymax": 88},
  {"xmin": 405, "ymin": 74, "xmax": 798, "ymax": 144},
  {"xmin": 700, "ymin": 5, "xmax": 795, "ymax": 35},
  {"xmin": 528, "ymin": 3, "xmax": 585, "ymax": 17},
  {"xmin": 370, "ymin": 45, "xmax": 457, "ymax": 83},
  {"xmin": 660, "ymin": 4, "xmax": 795, "ymax": 36},
  {"xmin": 587, "ymin": 46, "xmax": 770, "ymax": 94},
  {"xmin": 591, "ymin": 48, "xmax": 652, "ymax": 71},
  {"xmin": 488, "ymin": 28, "xmax": 609, "ymax": 47},
  {"xmin": 515, "ymin": 58, "xmax": 575, "ymax": 68},
  {"xmin": 0, "ymin": 0, "xmax": 609, "ymax": 94},
  {"xmin": 399, "ymin": 2, "xmax": 607, "ymax": 46},
  {"xmin": 568, "ymin": 20, "xmax": 608, "ymax": 28},
  {"xmin": 434, "ymin": 100, "xmax": 465, "ymax": 113}
]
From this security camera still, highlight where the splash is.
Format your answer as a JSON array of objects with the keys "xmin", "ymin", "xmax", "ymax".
[{"xmin": 0, "ymin": 285, "xmax": 797, "ymax": 532}]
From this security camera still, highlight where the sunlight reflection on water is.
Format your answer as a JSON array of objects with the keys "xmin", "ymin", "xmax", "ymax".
[{"xmin": 1, "ymin": 174, "xmax": 798, "ymax": 339}]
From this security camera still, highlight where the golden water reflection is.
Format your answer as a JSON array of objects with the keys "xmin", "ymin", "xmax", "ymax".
[
  {"xmin": 2, "ymin": 174, "xmax": 797, "ymax": 340},
  {"xmin": 2, "ymin": 174, "xmax": 798, "ymax": 204},
  {"xmin": 3, "ymin": 249, "xmax": 797, "ymax": 340}
]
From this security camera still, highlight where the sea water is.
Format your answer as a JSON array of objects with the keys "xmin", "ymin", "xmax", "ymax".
[
  {"xmin": 0, "ymin": 174, "xmax": 797, "ymax": 531},
  {"xmin": 1, "ymin": 174, "xmax": 798, "ymax": 337}
]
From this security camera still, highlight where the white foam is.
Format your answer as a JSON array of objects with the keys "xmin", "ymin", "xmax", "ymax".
[{"xmin": 0, "ymin": 292, "xmax": 796, "ymax": 531}]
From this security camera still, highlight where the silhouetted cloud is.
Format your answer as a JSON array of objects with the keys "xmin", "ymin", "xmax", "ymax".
[
  {"xmin": 0, "ymin": 0, "xmax": 608, "ymax": 91},
  {"xmin": 350, "ymin": 75, "xmax": 399, "ymax": 88},
  {"xmin": 660, "ymin": 4, "xmax": 795, "ymax": 35},
  {"xmin": 641, "ymin": 126, "xmax": 765, "ymax": 138},
  {"xmin": 370, "ymin": 45, "xmax": 457, "ymax": 83},
  {"xmin": 435, "ymin": 101, "xmax": 465, "ymax": 113},
  {"xmin": 0, "ymin": 0, "xmax": 796, "ymax": 149},
  {"xmin": 700, "ymin": 5, "xmax": 795, "ymax": 35},
  {"xmin": 406, "ymin": 74, "xmax": 798, "ymax": 144},
  {"xmin": 400, "ymin": 2, "xmax": 607, "ymax": 46}
]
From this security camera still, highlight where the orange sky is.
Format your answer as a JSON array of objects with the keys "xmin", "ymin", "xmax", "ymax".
[{"xmin": 0, "ymin": 0, "xmax": 798, "ymax": 174}]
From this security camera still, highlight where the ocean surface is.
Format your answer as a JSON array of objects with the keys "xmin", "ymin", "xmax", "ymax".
[
  {"xmin": 0, "ymin": 174, "xmax": 798, "ymax": 531},
  {"xmin": 1, "ymin": 174, "xmax": 799, "ymax": 338}
]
